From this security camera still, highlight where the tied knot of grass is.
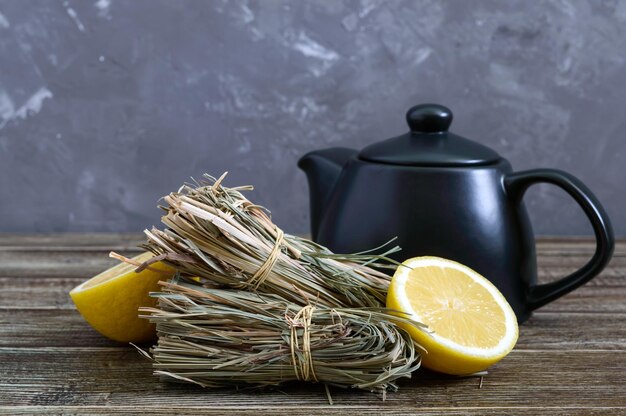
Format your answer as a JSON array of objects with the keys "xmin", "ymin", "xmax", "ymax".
[
  {"xmin": 287, "ymin": 305, "xmax": 317, "ymax": 382},
  {"xmin": 249, "ymin": 228, "xmax": 284, "ymax": 290}
]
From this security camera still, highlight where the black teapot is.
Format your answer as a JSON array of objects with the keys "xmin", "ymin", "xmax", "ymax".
[{"xmin": 298, "ymin": 103, "xmax": 614, "ymax": 323}]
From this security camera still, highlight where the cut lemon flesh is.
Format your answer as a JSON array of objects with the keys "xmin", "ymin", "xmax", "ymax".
[
  {"xmin": 70, "ymin": 252, "xmax": 175, "ymax": 343},
  {"xmin": 387, "ymin": 256, "xmax": 518, "ymax": 375}
]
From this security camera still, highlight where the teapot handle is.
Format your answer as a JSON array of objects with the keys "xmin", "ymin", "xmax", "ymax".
[{"xmin": 504, "ymin": 169, "xmax": 614, "ymax": 311}]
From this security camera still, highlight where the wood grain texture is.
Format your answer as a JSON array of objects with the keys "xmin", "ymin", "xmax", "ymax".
[
  {"xmin": 0, "ymin": 233, "xmax": 144, "ymax": 248},
  {"xmin": 0, "ymin": 349, "xmax": 624, "ymax": 408},
  {"xmin": 1, "ymin": 407, "xmax": 624, "ymax": 416},
  {"xmin": 0, "ymin": 250, "xmax": 140, "ymax": 278},
  {"xmin": 0, "ymin": 235, "xmax": 624, "ymax": 414}
]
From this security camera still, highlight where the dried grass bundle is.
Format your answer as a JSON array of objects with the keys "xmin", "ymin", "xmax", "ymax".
[
  {"xmin": 140, "ymin": 278, "xmax": 421, "ymax": 394},
  {"xmin": 142, "ymin": 173, "xmax": 399, "ymax": 308}
]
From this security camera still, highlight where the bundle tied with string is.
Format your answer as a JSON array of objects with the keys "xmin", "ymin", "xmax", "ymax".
[
  {"xmin": 142, "ymin": 173, "xmax": 402, "ymax": 308},
  {"xmin": 136, "ymin": 173, "xmax": 426, "ymax": 394},
  {"xmin": 140, "ymin": 280, "xmax": 422, "ymax": 394}
]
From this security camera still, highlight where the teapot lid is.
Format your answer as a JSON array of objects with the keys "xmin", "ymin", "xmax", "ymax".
[{"xmin": 358, "ymin": 104, "xmax": 501, "ymax": 167}]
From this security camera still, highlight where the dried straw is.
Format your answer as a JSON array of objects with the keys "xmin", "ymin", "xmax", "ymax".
[
  {"xmin": 142, "ymin": 173, "xmax": 400, "ymax": 308},
  {"xmin": 140, "ymin": 277, "xmax": 422, "ymax": 394}
]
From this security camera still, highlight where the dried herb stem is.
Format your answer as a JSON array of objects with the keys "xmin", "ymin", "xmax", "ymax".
[
  {"xmin": 142, "ymin": 173, "xmax": 400, "ymax": 308},
  {"xmin": 141, "ymin": 279, "xmax": 422, "ymax": 394}
]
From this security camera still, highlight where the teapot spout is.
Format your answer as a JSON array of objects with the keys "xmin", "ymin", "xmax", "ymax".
[{"xmin": 298, "ymin": 147, "xmax": 357, "ymax": 241}]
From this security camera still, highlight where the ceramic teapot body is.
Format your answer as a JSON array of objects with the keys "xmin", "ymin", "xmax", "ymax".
[{"xmin": 299, "ymin": 104, "xmax": 614, "ymax": 323}]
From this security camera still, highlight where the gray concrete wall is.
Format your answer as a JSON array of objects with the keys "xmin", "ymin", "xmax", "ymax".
[{"xmin": 0, "ymin": 0, "xmax": 624, "ymax": 236}]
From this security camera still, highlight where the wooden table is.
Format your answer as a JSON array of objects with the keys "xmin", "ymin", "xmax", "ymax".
[{"xmin": 0, "ymin": 234, "xmax": 624, "ymax": 415}]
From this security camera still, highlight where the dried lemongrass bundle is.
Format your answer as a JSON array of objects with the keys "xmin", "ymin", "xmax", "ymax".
[
  {"xmin": 142, "ymin": 173, "xmax": 400, "ymax": 308},
  {"xmin": 140, "ymin": 278, "xmax": 422, "ymax": 395}
]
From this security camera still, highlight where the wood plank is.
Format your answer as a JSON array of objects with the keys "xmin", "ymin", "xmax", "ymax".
[
  {"xmin": 0, "ymin": 406, "xmax": 623, "ymax": 415},
  {"xmin": 1, "ymin": 309, "xmax": 624, "ymax": 349},
  {"xmin": 0, "ymin": 250, "xmax": 142, "ymax": 278},
  {"xmin": 536, "ymin": 266, "xmax": 625, "ymax": 286},
  {"xmin": 0, "ymin": 309, "xmax": 119, "ymax": 348},
  {"xmin": 535, "ymin": 238, "xmax": 626, "ymax": 253},
  {"xmin": 0, "ymin": 349, "xmax": 623, "ymax": 409},
  {"xmin": 536, "ymin": 254, "xmax": 626, "ymax": 265},
  {"xmin": 1, "ymin": 276, "xmax": 624, "ymax": 313},
  {"xmin": 545, "ymin": 285, "xmax": 626, "ymax": 312},
  {"xmin": 521, "ymin": 312, "xmax": 626, "ymax": 349},
  {"xmin": 0, "ymin": 233, "xmax": 144, "ymax": 248},
  {"xmin": 0, "ymin": 277, "xmax": 80, "ymax": 310}
]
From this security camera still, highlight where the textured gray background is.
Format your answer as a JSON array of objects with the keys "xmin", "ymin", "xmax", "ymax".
[{"xmin": 0, "ymin": 0, "xmax": 624, "ymax": 236}]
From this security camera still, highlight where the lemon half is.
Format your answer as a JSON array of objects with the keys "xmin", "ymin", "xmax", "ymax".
[
  {"xmin": 387, "ymin": 256, "xmax": 518, "ymax": 375},
  {"xmin": 70, "ymin": 252, "xmax": 175, "ymax": 343}
]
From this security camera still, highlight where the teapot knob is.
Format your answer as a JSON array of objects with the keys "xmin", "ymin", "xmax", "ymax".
[{"xmin": 406, "ymin": 104, "xmax": 453, "ymax": 133}]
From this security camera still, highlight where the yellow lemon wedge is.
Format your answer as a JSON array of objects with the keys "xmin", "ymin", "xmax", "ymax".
[
  {"xmin": 386, "ymin": 256, "xmax": 518, "ymax": 375},
  {"xmin": 69, "ymin": 252, "xmax": 175, "ymax": 343}
]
